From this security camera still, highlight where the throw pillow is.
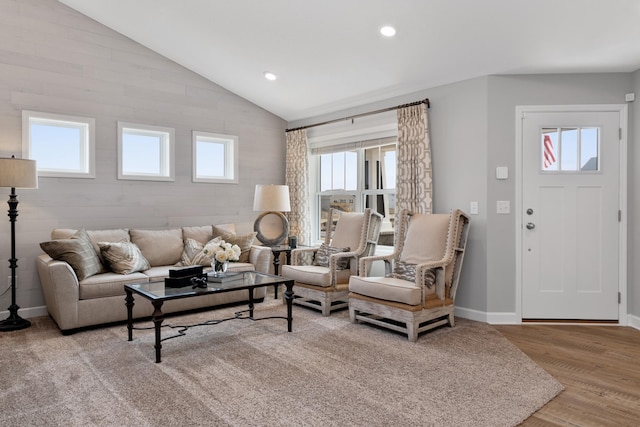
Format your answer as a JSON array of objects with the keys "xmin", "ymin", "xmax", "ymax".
[
  {"xmin": 389, "ymin": 261, "xmax": 416, "ymax": 282},
  {"xmin": 179, "ymin": 237, "xmax": 221, "ymax": 266},
  {"xmin": 312, "ymin": 243, "xmax": 350, "ymax": 270},
  {"xmin": 389, "ymin": 261, "xmax": 436, "ymax": 288},
  {"xmin": 212, "ymin": 227, "xmax": 256, "ymax": 263},
  {"xmin": 40, "ymin": 228, "xmax": 104, "ymax": 281},
  {"xmin": 98, "ymin": 241, "xmax": 150, "ymax": 275}
]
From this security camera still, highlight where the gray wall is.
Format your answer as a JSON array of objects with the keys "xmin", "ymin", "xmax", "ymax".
[
  {"xmin": 289, "ymin": 77, "xmax": 491, "ymax": 316},
  {"xmin": 0, "ymin": 0, "xmax": 286, "ymax": 314},
  {"xmin": 291, "ymin": 73, "xmax": 639, "ymax": 322},
  {"xmin": 486, "ymin": 73, "xmax": 634, "ymax": 317}
]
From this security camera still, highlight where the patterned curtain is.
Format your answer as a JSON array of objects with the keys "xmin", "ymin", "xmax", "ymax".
[
  {"xmin": 396, "ymin": 103, "xmax": 433, "ymax": 214},
  {"xmin": 285, "ymin": 129, "xmax": 311, "ymax": 244}
]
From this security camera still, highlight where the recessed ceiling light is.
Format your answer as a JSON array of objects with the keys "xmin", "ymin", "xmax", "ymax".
[
  {"xmin": 264, "ymin": 72, "xmax": 277, "ymax": 81},
  {"xmin": 380, "ymin": 26, "xmax": 396, "ymax": 37}
]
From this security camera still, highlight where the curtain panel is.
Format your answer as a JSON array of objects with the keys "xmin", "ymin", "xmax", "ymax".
[
  {"xmin": 285, "ymin": 129, "xmax": 312, "ymax": 245},
  {"xmin": 396, "ymin": 103, "xmax": 433, "ymax": 214}
]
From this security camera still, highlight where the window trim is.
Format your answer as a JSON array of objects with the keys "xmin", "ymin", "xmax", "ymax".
[
  {"xmin": 314, "ymin": 143, "xmax": 397, "ymax": 243},
  {"xmin": 191, "ymin": 131, "xmax": 239, "ymax": 184},
  {"xmin": 117, "ymin": 122, "xmax": 175, "ymax": 182},
  {"xmin": 22, "ymin": 110, "xmax": 96, "ymax": 178}
]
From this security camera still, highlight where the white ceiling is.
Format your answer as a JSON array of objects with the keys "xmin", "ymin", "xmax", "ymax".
[{"xmin": 58, "ymin": 0, "xmax": 640, "ymax": 122}]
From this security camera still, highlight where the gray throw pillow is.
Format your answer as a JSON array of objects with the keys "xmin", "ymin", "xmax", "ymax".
[
  {"xmin": 313, "ymin": 243, "xmax": 350, "ymax": 270},
  {"xmin": 98, "ymin": 241, "xmax": 150, "ymax": 275},
  {"xmin": 40, "ymin": 228, "xmax": 104, "ymax": 281},
  {"xmin": 389, "ymin": 261, "xmax": 436, "ymax": 288},
  {"xmin": 212, "ymin": 227, "xmax": 256, "ymax": 263}
]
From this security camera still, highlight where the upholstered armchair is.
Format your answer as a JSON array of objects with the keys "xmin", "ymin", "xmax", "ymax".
[
  {"xmin": 281, "ymin": 208, "xmax": 382, "ymax": 316},
  {"xmin": 348, "ymin": 209, "xmax": 470, "ymax": 341}
]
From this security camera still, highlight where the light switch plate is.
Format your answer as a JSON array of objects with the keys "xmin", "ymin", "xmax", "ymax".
[
  {"xmin": 496, "ymin": 200, "xmax": 510, "ymax": 214},
  {"xmin": 496, "ymin": 166, "xmax": 508, "ymax": 180},
  {"xmin": 470, "ymin": 201, "xmax": 479, "ymax": 215}
]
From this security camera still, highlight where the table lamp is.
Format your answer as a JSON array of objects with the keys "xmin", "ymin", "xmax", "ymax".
[
  {"xmin": 0, "ymin": 156, "xmax": 38, "ymax": 332},
  {"xmin": 253, "ymin": 184, "xmax": 291, "ymax": 246}
]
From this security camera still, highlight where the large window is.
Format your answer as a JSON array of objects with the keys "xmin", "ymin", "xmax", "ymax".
[
  {"xmin": 192, "ymin": 131, "xmax": 238, "ymax": 183},
  {"xmin": 316, "ymin": 143, "xmax": 396, "ymax": 241},
  {"xmin": 118, "ymin": 122, "xmax": 175, "ymax": 181},
  {"xmin": 22, "ymin": 111, "xmax": 95, "ymax": 178}
]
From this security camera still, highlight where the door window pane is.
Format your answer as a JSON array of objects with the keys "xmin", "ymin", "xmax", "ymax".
[
  {"xmin": 560, "ymin": 128, "xmax": 578, "ymax": 171},
  {"xmin": 580, "ymin": 128, "xmax": 599, "ymax": 171},
  {"xmin": 541, "ymin": 127, "xmax": 599, "ymax": 173}
]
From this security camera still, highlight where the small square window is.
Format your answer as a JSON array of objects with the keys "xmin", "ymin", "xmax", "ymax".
[
  {"xmin": 541, "ymin": 127, "xmax": 599, "ymax": 173},
  {"xmin": 22, "ymin": 111, "xmax": 95, "ymax": 178},
  {"xmin": 192, "ymin": 131, "xmax": 238, "ymax": 183},
  {"xmin": 118, "ymin": 122, "xmax": 175, "ymax": 181}
]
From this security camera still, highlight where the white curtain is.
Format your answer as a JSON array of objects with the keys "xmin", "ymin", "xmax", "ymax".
[
  {"xmin": 396, "ymin": 103, "xmax": 433, "ymax": 214},
  {"xmin": 285, "ymin": 129, "xmax": 312, "ymax": 244}
]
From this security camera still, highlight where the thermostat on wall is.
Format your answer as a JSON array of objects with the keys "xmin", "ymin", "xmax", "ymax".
[{"xmin": 496, "ymin": 166, "xmax": 508, "ymax": 180}]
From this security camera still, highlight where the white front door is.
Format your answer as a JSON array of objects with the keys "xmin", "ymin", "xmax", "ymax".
[{"xmin": 520, "ymin": 107, "xmax": 623, "ymax": 320}]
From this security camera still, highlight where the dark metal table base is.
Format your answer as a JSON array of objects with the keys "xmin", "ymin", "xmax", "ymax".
[{"xmin": 126, "ymin": 282, "xmax": 294, "ymax": 363}]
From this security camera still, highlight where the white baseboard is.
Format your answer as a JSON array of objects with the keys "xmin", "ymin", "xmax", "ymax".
[
  {"xmin": 0, "ymin": 305, "xmax": 48, "ymax": 320},
  {"xmin": 454, "ymin": 306, "xmax": 487, "ymax": 323},
  {"xmin": 628, "ymin": 314, "xmax": 640, "ymax": 330},
  {"xmin": 486, "ymin": 312, "xmax": 520, "ymax": 324}
]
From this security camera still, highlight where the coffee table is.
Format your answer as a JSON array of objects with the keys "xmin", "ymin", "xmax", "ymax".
[{"xmin": 124, "ymin": 271, "xmax": 294, "ymax": 363}]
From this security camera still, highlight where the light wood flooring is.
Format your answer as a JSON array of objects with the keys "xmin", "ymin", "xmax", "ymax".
[{"xmin": 495, "ymin": 324, "xmax": 640, "ymax": 426}]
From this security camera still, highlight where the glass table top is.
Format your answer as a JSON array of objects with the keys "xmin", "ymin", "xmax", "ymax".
[{"xmin": 125, "ymin": 271, "xmax": 292, "ymax": 301}]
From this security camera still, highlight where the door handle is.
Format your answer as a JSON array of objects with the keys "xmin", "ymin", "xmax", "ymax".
[{"xmin": 526, "ymin": 222, "xmax": 535, "ymax": 230}]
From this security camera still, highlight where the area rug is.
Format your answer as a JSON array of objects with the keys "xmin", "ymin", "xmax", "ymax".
[{"xmin": 0, "ymin": 297, "xmax": 562, "ymax": 426}]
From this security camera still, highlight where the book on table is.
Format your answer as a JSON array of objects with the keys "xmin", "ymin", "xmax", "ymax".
[{"xmin": 207, "ymin": 272, "xmax": 244, "ymax": 284}]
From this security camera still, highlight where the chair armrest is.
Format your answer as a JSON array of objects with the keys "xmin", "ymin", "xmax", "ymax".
[
  {"xmin": 291, "ymin": 247, "xmax": 318, "ymax": 266},
  {"xmin": 415, "ymin": 260, "xmax": 449, "ymax": 300},
  {"xmin": 249, "ymin": 245, "xmax": 272, "ymax": 274},
  {"xmin": 358, "ymin": 254, "xmax": 394, "ymax": 277}
]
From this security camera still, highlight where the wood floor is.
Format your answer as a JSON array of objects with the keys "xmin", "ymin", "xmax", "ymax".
[{"xmin": 495, "ymin": 324, "xmax": 640, "ymax": 427}]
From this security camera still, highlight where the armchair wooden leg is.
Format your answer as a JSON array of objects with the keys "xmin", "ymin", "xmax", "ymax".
[
  {"xmin": 349, "ymin": 305, "xmax": 357, "ymax": 323},
  {"xmin": 407, "ymin": 321, "xmax": 418, "ymax": 342}
]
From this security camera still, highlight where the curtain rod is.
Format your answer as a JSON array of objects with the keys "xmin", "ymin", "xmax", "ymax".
[{"xmin": 285, "ymin": 98, "xmax": 430, "ymax": 133}]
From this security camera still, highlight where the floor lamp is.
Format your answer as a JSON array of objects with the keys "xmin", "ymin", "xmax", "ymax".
[{"xmin": 0, "ymin": 156, "xmax": 37, "ymax": 332}]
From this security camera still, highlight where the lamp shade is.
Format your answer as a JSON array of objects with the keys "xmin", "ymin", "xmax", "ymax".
[
  {"xmin": 253, "ymin": 184, "xmax": 290, "ymax": 212},
  {"xmin": 0, "ymin": 157, "xmax": 38, "ymax": 189}
]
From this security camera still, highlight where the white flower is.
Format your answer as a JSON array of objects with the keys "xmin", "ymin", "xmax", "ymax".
[{"xmin": 203, "ymin": 239, "xmax": 240, "ymax": 262}]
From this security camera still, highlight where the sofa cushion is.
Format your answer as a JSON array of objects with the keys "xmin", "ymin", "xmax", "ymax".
[
  {"xmin": 52, "ymin": 228, "xmax": 130, "ymax": 269},
  {"xmin": 130, "ymin": 228, "xmax": 183, "ymax": 267},
  {"xmin": 98, "ymin": 241, "xmax": 150, "ymax": 274},
  {"xmin": 40, "ymin": 229, "xmax": 104, "ymax": 280},
  {"xmin": 212, "ymin": 227, "xmax": 256, "ymax": 263},
  {"xmin": 79, "ymin": 271, "xmax": 149, "ymax": 300},
  {"xmin": 312, "ymin": 243, "xmax": 350, "ymax": 269},
  {"xmin": 182, "ymin": 225, "xmax": 213, "ymax": 245}
]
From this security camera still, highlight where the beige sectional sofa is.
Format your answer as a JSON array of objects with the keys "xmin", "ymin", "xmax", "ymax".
[{"xmin": 36, "ymin": 223, "xmax": 272, "ymax": 333}]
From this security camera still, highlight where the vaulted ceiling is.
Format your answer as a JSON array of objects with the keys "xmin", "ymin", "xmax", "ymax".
[{"xmin": 59, "ymin": 0, "xmax": 640, "ymax": 121}]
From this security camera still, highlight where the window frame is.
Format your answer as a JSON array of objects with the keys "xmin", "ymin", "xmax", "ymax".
[
  {"xmin": 117, "ymin": 122, "xmax": 175, "ymax": 182},
  {"xmin": 314, "ymin": 142, "xmax": 397, "ymax": 243},
  {"xmin": 191, "ymin": 131, "xmax": 239, "ymax": 184},
  {"xmin": 22, "ymin": 110, "xmax": 96, "ymax": 178}
]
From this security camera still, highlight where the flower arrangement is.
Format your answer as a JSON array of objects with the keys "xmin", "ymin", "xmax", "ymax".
[{"xmin": 203, "ymin": 239, "xmax": 241, "ymax": 263}]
